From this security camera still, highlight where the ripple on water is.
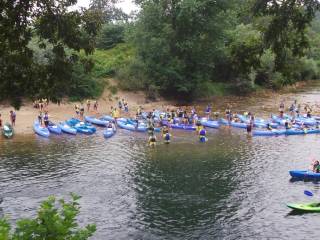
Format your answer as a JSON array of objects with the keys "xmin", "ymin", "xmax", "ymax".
[{"xmin": 3, "ymin": 90, "xmax": 320, "ymax": 239}]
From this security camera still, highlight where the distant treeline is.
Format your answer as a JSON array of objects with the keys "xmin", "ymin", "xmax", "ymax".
[{"xmin": 1, "ymin": 0, "xmax": 320, "ymax": 108}]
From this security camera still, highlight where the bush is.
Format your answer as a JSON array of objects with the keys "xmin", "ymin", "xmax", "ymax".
[
  {"xmin": 194, "ymin": 81, "xmax": 231, "ymax": 98},
  {"xmin": 96, "ymin": 24, "xmax": 125, "ymax": 50},
  {"xmin": 299, "ymin": 57, "xmax": 320, "ymax": 80},
  {"xmin": 69, "ymin": 62, "xmax": 105, "ymax": 101},
  {"xmin": 271, "ymin": 72, "xmax": 286, "ymax": 89},
  {"xmin": 89, "ymin": 44, "xmax": 134, "ymax": 79},
  {"xmin": 0, "ymin": 194, "xmax": 96, "ymax": 239},
  {"xmin": 116, "ymin": 58, "xmax": 148, "ymax": 91}
]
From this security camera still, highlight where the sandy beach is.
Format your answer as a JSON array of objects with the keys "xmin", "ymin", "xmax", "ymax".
[
  {"xmin": 0, "ymin": 88, "xmax": 175, "ymax": 135},
  {"xmin": 0, "ymin": 80, "xmax": 318, "ymax": 135}
]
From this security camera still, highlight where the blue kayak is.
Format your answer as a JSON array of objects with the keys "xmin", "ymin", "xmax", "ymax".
[
  {"xmin": 295, "ymin": 117, "xmax": 317, "ymax": 126},
  {"xmin": 58, "ymin": 122, "xmax": 77, "ymax": 135},
  {"xmin": 237, "ymin": 114, "xmax": 278, "ymax": 129},
  {"xmin": 47, "ymin": 121, "xmax": 62, "ymax": 134},
  {"xmin": 85, "ymin": 116, "xmax": 108, "ymax": 126},
  {"xmin": 33, "ymin": 121, "xmax": 50, "ymax": 138},
  {"xmin": 289, "ymin": 170, "xmax": 320, "ymax": 180},
  {"xmin": 117, "ymin": 118, "xmax": 161, "ymax": 132},
  {"xmin": 252, "ymin": 129, "xmax": 287, "ymax": 136},
  {"xmin": 66, "ymin": 118, "xmax": 96, "ymax": 134},
  {"xmin": 170, "ymin": 123, "xmax": 196, "ymax": 131},
  {"xmin": 101, "ymin": 115, "xmax": 115, "ymax": 122},
  {"xmin": 219, "ymin": 118, "xmax": 247, "ymax": 128},
  {"xmin": 271, "ymin": 114, "xmax": 292, "ymax": 125},
  {"xmin": 285, "ymin": 128, "xmax": 320, "ymax": 135},
  {"xmin": 200, "ymin": 118, "xmax": 220, "ymax": 129},
  {"xmin": 103, "ymin": 127, "xmax": 116, "ymax": 138}
]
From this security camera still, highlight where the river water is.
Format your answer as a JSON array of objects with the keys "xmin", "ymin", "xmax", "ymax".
[{"xmin": 1, "ymin": 83, "xmax": 320, "ymax": 239}]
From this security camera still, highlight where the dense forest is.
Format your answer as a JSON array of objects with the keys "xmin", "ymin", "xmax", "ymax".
[{"xmin": 1, "ymin": 0, "xmax": 320, "ymax": 108}]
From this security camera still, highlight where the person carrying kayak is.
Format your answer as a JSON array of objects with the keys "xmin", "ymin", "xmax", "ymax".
[
  {"xmin": 162, "ymin": 126, "xmax": 171, "ymax": 144},
  {"xmin": 199, "ymin": 127, "xmax": 207, "ymax": 142}
]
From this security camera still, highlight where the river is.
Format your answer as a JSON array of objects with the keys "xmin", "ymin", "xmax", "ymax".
[{"xmin": 1, "ymin": 82, "xmax": 320, "ymax": 239}]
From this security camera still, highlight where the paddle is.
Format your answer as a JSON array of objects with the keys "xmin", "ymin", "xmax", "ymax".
[{"xmin": 304, "ymin": 190, "xmax": 314, "ymax": 197}]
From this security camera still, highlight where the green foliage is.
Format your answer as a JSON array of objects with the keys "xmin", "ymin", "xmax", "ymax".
[
  {"xmin": 0, "ymin": 194, "xmax": 96, "ymax": 240},
  {"xmin": 96, "ymin": 23, "xmax": 125, "ymax": 49},
  {"xmin": 254, "ymin": 0, "xmax": 320, "ymax": 71},
  {"xmin": 0, "ymin": 0, "xmax": 103, "ymax": 108},
  {"xmin": 90, "ymin": 43, "xmax": 134, "ymax": 78},
  {"xmin": 129, "ymin": 0, "xmax": 232, "ymax": 99}
]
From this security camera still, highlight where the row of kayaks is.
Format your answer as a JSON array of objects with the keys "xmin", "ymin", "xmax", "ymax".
[
  {"xmin": 33, "ymin": 117, "xmax": 116, "ymax": 138},
  {"xmin": 32, "ymin": 113, "xmax": 320, "ymax": 138}
]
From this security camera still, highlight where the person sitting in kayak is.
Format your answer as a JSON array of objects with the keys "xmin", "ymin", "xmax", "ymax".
[
  {"xmin": 266, "ymin": 123, "xmax": 273, "ymax": 131},
  {"xmin": 284, "ymin": 121, "xmax": 292, "ymax": 130},
  {"xmin": 311, "ymin": 160, "xmax": 320, "ymax": 173}
]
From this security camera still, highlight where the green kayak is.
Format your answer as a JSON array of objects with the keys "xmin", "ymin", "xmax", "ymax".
[
  {"xmin": 287, "ymin": 202, "xmax": 320, "ymax": 212},
  {"xmin": 2, "ymin": 123, "xmax": 14, "ymax": 138}
]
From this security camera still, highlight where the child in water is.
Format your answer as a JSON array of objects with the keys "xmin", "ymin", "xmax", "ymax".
[
  {"xmin": 149, "ymin": 133, "xmax": 157, "ymax": 147},
  {"xmin": 199, "ymin": 127, "xmax": 207, "ymax": 142}
]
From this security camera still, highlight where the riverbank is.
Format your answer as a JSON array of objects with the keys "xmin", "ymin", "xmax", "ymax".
[{"xmin": 1, "ymin": 80, "xmax": 320, "ymax": 135}]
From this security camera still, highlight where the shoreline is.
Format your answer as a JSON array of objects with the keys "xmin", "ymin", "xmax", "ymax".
[{"xmin": 0, "ymin": 80, "xmax": 318, "ymax": 135}]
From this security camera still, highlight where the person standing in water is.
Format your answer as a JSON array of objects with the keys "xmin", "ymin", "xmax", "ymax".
[
  {"xmin": 162, "ymin": 125, "xmax": 171, "ymax": 144},
  {"xmin": 199, "ymin": 126, "xmax": 207, "ymax": 142},
  {"xmin": 148, "ymin": 133, "xmax": 157, "ymax": 147}
]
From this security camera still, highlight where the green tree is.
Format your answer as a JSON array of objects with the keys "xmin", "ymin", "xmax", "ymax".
[
  {"xmin": 254, "ymin": 0, "xmax": 320, "ymax": 70},
  {"xmin": 0, "ymin": 194, "xmax": 96, "ymax": 240},
  {"xmin": 0, "ymin": 0, "xmax": 102, "ymax": 108},
  {"xmin": 131, "ymin": 0, "xmax": 232, "ymax": 98},
  {"xmin": 96, "ymin": 23, "xmax": 125, "ymax": 49}
]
